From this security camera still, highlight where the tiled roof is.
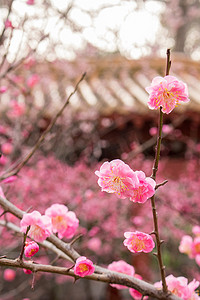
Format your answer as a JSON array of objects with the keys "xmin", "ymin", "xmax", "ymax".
[{"xmin": 20, "ymin": 54, "xmax": 200, "ymax": 115}]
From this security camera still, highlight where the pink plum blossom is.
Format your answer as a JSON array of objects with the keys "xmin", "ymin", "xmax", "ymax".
[
  {"xmin": 1, "ymin": 142, "xmax": 13, "ymax": 155},
  {"xmin": 4, "ymin": 269, "xmax": 16, "ymax": 281},
  {"xmin": 154, "ymin": 275, "xmax": 200, "ymax": 300},
  {"xmin": 130, "ymin": 171, "xmax": 156, "ymax": 203},
  {"xmin": 195, "ymin": 255, "xmax": 200, "ymax": 267},
  {"xmin": 149, "ymin": 127, "xmax": 157, "ymax": 136},
  {"xmin": 20, "ymin": 211, "xmax": 52, "ymax": 242},
  {"xmin": 27, "ymin": 74, "xmax": 39, "ymax": 88},
  {"xmin": 129, "ymin": 274, "xmax": 148, "ymax": 300},
  {"xmin": 192, "ymin": 237, "xmax": 200, "ymax": 256},
  {"xmin": 193, "ymin": 226, "xmax": 200, "ymax": 237},
  {"xmin": 8, "ymin": 100, "xmax": 25, "ymax": 118},
  {"xmin": 123, "ymin": 231, "xmax": 155, "ymax": 253},
  {"xmin": 179, "ymin": 235, "xmax": 193, "ymax": 257},
  {"xmin": 5, "ymin": 19, "xmax": 13, "ymax": 29},
  {"xmin": 107, "ymin": 260, "xmax": 135, "ymax": 290},
  {"xmin": 87, "ymin": 237, "xmax": 102, "ymax": 252},
  {"xmin": 145, "ymin": 75, "xmax": 190, "ymax": 114},
  {"xmin": 74, "ymin": 256, "xmax": 95, "ymax": 277},
  {"xmin": 26, "ymin": 0, "xmax": 34, "ymax": 4},
  {"xmin": 45, "ymin": 204, "xmax": 79, "ymax": 239},
  {"xmin": 23, "ymin": 268, "xmax": 32, "ymax": 274},
  {"xmin": 162, "ymin": 124, "xmax": 173, "ymax": 134},
  {"xmin": 95, "ymin": 159, "xmax": 139, "ymax": 199},
  {"xmin": 0, "ymin": 86, "xmax": 7, "ymax": 93},
  {"xmin": 24, "ymin": 241, "xmax": 39, "ymax": 257}
]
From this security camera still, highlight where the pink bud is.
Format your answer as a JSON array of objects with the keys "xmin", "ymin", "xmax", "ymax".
[
  {"xmin": 24, "ymin": 241, "xmax": 39, "ymax": 257},
  {"xmin": 4, "ymin": 269, "xmax": 16, "ymax": 281},
  {"xmin": 1, "ymin": 142, "xmax": 13, "ymax": 155}
]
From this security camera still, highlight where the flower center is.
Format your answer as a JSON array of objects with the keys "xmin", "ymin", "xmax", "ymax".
[
  {"xmin": 52, "ymin": 216, "xmax": 67, "ymax": 231},
  {"xmin": 133, "ymin": 238, "xmax": 145, "ymax": 251},
  {"xmin": 79, "ymin": 264, "xmax": 88, "ymax": 273}
]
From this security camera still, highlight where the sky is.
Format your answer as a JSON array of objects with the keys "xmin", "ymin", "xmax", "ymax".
[{"xmin": 0, "ymin": 0, "xmax": 165, "ymax": 61}]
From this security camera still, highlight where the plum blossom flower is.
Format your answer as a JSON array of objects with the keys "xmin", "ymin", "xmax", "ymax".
[
  {"xmin": 5, "ymin": 19, "xmax": 13, "ymax": 29},
  {"xmin": 193, "ymin": 226, "xmax": 200, "ymax": 237},
  {"xmin": 26, "ymin": 0, "xmax": 34, "ymax": 4},
  {"xmin": 130, "ymin": 171, "xmax": 156, "ymax": 203},
  {"xmin": 95, "ymin": 159, "xmax": 139, "ymax": 199},
  {"xmin": 74, "ymin": 256, "xmax": 95, "ymax": 277},
  {"xmin": 0, "ymin": 86, "xmax": 7, "ymax": 93},
  {"xmin": 107, "ymin": 260, "xmax": 135, "ymax": 290},
  {"xmin": 129, "ymin": 274, "xmax": 148, "ymax": 300},
  {"xmin": 20, "ymin": 211, "xmax": 52, "ymax": 242},
  {"xmin": 146, "ymin": 75, "xmax": 190, "ymax": 114},
  {"xmin": 4, "ymin": 269, "xmax": 16, "ymax": 281},
  {"xmin": 45, "ymin": 204, "xmax": 79, "ymax": 239},
  {"xmin": 195, "ymin": 255, "xmax": 200, "ymax": 267},
  {"xmin": 179, "ymin": 235, "xmax": 193, "ymax": 258},
  {"xmin": 1, "ymin": 142, "xmax": 13, "ymax": 155},
  {"xmin": 123, "ymin": 231, "xmax": 155, "ymax": 253},
  {"xmin": 192, "ymin": 237, "xmax": 200, "ymax": 256},
  {"xmin": 24, "ymin": 241, "xmax": 39, "ymax": 258},
  {"xmin": 27, "ymin": 74, "xmax": 39, "ymax": 88},
  {"xmin": 154, "ymin": 275, "xmax": 200, "ymax": 300}
]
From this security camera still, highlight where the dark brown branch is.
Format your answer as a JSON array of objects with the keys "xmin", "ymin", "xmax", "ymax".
[{"xmin": 0, "ymin": 258, "xmax": 181, "ymax": 300}]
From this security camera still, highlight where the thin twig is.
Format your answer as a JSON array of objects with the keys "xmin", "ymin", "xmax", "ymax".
[
  {"xmin": 0, "ymin": 72, "xmax": 86, "ymax": 181},
  {"xmin": 150, "ymin": 49, "xmax": 171, "ymax": 293}
]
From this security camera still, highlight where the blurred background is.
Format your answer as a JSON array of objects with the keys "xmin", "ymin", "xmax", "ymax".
[{"xmin": 0, "ymin": 0, "xmax": 200, "ymax": 299}]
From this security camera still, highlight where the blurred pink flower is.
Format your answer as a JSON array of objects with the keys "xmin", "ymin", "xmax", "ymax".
[
  {"xmin": 4, "ymin": 269, "xmax": 16, "ymax": 281},
  {"xmin": 179, "ymin": 235, "xmax": 193, "ymax": 257},
  {"xmin": 0, "ymin": 86, "xmax": 7, "ymax": 93},
  {"xmin": 129, "ymin": 274, "xmax": 148, "ymax": 300},
  {"xmin": 87, "ymin": 237, "xmax": 101, "ymax": 252},
  {"xmin": 154, "ymin": 275, "xmax": 200, "ymax": 300},
  {"xmin": 8, "ymin": 100, "xmax": 25, "ymax": 118},
  {"xmin": 74, "ymin": 256, "xmax": 95, "ymax": 277},
  {"xmin": 45, "ymin": 204, "xmax": 79, "ymax": 239},
  {"xmin": 193, "ymin": 226, "xmax": 200, "ymax": 237},
  {"xmin": 20, "ymin": 211, "xmax": 52, "ymax": 242},
  {"xmin": 1, "ymin": 142, "xmax": 13, "ymax": 155},
  {"xmin": 146, "ymin": 75, "xmax": 190, "ymax": 114},
  {"xmin": 195, "ymin": 255, "xmax": 200, "ymax": 267},
  {"xmin": 130, "ymin": 171, "xmax": 156, "ymax": 203},
  {"xmin": 0, "ymin": 155, "xmax": 8, "ymax": 165},
  {"xmin": 27, "ymin": 74, "xmax": 39, "ymax": 88},
  {"xmin": 5, "ymin": 19, "xmax": 13, "ymax": 29},
  {"xmin": 162, "ymin": 124, "xmax": 172, "ymax": 134},
  {"xmin": 24, "ymin": 241, "xmax": 39, "ymax": 257},
  {"xmin": 192, "ymin": 237, "xmax": 200, "ymax": 257},
  {"xmin": 23, "ymin": 268, "xmax": 32, "ymax": 274},
  {"xmin": 107, "ymin": 260, "xmax": 135, "ymax": 290},
  {"xmin": 26, "ymin": 0, "xmax": 34, "ymax": 4},
  {"xmin": 149, "ymin": 127, "xmax": 157, "ymax": 136},
  {"xmin": 124, "ymin": 231, "xmax": 155, "ymax": 253},
  {"xmin": 95, "ymin": 159, "xmax": 139, "ymax": 199}
]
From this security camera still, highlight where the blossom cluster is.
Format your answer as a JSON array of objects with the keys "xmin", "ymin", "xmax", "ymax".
[
  {"xmin": 20, "ymin": 204, "xmax": 79, "ymax": 244},
  {"xmin": 179, "ymin": 226, "xmax": 200, "ymax": 266},
  {"xmin": 155, "ymin": 275, "xmax": 200, "ymax": 300},
  {"xmin": 95, "ymin": 159, "xmax": 156, "ymax": 204}
]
